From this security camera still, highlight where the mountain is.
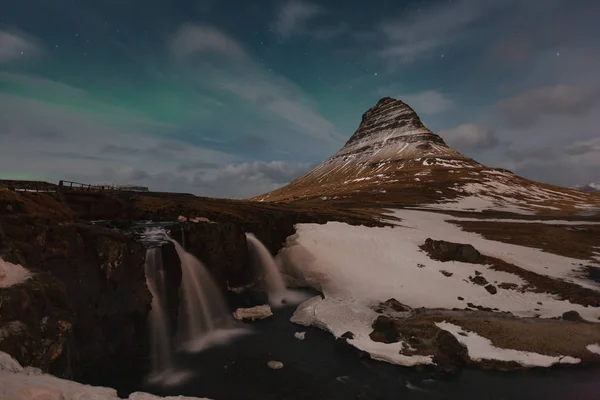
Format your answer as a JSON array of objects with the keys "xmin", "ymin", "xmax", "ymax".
[
  {"xmin": 255, "ymin": 97, "xmax": 600, "ymax": 216},
  {"xmin": 574, "ymin": 183, "xmax": 600, "ymax": 193}
]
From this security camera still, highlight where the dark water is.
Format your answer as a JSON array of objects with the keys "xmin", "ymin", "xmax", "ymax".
[{"xmin": 114, "ymin": 303, "xmax": 600, "ymax": 400}]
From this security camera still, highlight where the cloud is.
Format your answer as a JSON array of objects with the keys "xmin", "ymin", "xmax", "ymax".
[
  {"xmin": 216, "ymin": 161, "xmax": 313, "ymax": 184},
  {"xmin": 565, "ymin": 136, "xmax": 600, "ymax": 156},
  {"xmin": 505, "ymin": 147, "xmax": 559, "ymax": 165},
  {"xmin": 0, "ymin": 71, "xmax": 86, "ymax": 97},
  {"xmin": 169, "ymin": 24, "xmax": 343, "ymax": 147},
  {"xmin": 0, "ymin": 92, "xmax": 234, "ymax": 184},
  {"xmin": 169, "ymin": 24, "xmax": 245, "ymax": 59},
  {"xmin": 484, "ymin": 37, "xmax": 533, "ymax": 67},
  {"xmin": 378, "ymin": 0, "xmax": 506, "ymax": 63},
  {"xmin": 499, "ymin": 136, "xmax": 600, "ymax": 187},
  {"xmin": 66, "ymin": 161, "xmax": 314, "ymax": 199},
  {"xmin": 496, "ymin": 84, "xmax": 600, "ymax": 128},
  {"xmin": 402, "ymin": 90, "xmax": 453, "ymax": 115},
  {"xmin": 275, "ymin": 0, "xmax": 322, "ymax": 38},
  {"xmin": 100, "ymin": 142, "xmax": 189, "ymax": 159},
  {"xmin": 274, "ymin": 0, "xmax": 347, "ymax": 40},
  {"xmin": 0, "ymin": 29, "xmax": 40, "ymax": 63},
  {"xmin": 176, "ymin": 160, "xmax": 219, "ymax": 172},
  {"xmin": 438, "ymin": 123, "xmax": 499, "ymax": 151}
]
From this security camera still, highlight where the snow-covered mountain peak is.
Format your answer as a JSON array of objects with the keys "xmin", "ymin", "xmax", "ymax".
[
  {"xmin": 254, "ymin": 98, "xmax": 600, "ymax": 216},
  {"xmin": 575, "ymin": 183, "xmax": 600, "ymax": 192},
  {"xmin": 344, "ymin": 97, "xmax": 425, "ymax": 146},
  {"xmin": 330, "ymin": 97, "xmax": 470, "ymax": 165}
]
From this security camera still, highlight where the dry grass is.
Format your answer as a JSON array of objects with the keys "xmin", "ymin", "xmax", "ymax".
[
  {"xmin": 429, "ymin": 312, "xmax": 600, "ymax": 360},
  {"xmin": 452, "ymin": 220, "xmax": 600, "ymax": 260}
]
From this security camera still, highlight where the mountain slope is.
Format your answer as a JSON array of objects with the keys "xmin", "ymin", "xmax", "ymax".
[
  {"xmin": 575, "ymin": 183, "xmax": 600, "ymax": 193},
  {"xmin": 255, "ymin": 97, "xmax": 600, "ymax": 216}
]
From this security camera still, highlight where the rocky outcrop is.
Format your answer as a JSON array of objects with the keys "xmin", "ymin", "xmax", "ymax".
[
  {"xmin": 0, "ymin": 272, "xmax": 73, "ymax": 376},
  {"xmin": 0, "ymin": 190, "xmax": 152, "ymax": 381},
  {"xmin": 169, "ymin": 221, "xmax": 252, "ymax": 288},
  {"xmin": 421, "ymin": 238, "xmax": 481, "ymax": 263}
]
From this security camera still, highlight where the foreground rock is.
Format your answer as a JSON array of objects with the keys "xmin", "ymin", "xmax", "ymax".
[
  {"xmin": 0, "ymin": 190, "xmax": 151, "ymax": 381},
  {"xmin": 0, "ymin": 351, "xmax": 211, "ymax": 400},
  {"xmin": 370, "ymin": 305, "xmax": 600, "ymax": 372},
  {"xmin": 421, "ymin": 238, "xmax": 481, "ymax": 263},
  {"xmin": 233, "ymin": 305, "xmax": 273, "ymax": 321}
]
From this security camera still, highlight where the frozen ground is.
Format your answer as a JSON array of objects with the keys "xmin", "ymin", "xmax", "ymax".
[
  {"xmin": 435, "ymin": 322, "xmax": 581, "ymax": 367},
  {"xmin": 280, "ymin": 209, "xmax": 600, "ymax": 367},
  {"xmin": 0, "ymin": 351, "xmax": 210, "ymax": 400},
  {"xmin": 291, "ymin": 295, "xmax": 433, "ymax": 367}
]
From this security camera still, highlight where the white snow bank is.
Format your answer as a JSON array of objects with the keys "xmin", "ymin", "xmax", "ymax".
[
  {"xmin": 279, "ymin": 210, "xmax": 600, "ymax": 322},
  {"xmin": 435, "ymin": 322, "xmax": 581, "ymax": 367},
  {"xmin": 421, "ymin": 194, "xmax": 537, "ymax": 215},
  {"xmin": 444, "ymin": 217, "xmax": 600, "ymax": 226},
  {"xmin": 292, "ymin": 296, "xmax": 432, "ymax": 367},
  {"xmin": 0, "ymin": 259, "xmax": 31, "ymax": 288},
  {"xmin": 0, "ymin": 351, "xmax": 210, "ymax": 400},
  {"xmin": 586, "ymin": 344, "xmax": 600, "ymax": 355}
]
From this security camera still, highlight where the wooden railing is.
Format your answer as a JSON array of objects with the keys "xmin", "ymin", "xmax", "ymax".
[{"xmin": 58, "ymin": 180, "xmax": 115, "ymax": 192}]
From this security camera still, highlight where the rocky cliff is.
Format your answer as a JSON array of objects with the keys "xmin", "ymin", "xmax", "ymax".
[
  {"xmin": 0, "ymin": 188, "xmax": 151, "ymax": 383},
  {"xmin": 0, "ymin": 184, "xmax": 384, "ymax": 387}
]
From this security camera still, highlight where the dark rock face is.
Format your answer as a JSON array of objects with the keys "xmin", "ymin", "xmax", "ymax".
[
  {"xmin": 169, "ymin": 222, "xmax": 252, "ymax": 289},
  {"xmin": 470, "ymin": 275, "xmax": 489, "ymax": 286},
  {"xmin": 433, "ymin": 330, "xmax": 468, "ymax": 377},
  {"xmin": 343, "ymin": 97, "xmax": 441, "ymax": 149},
  {"xmin": 341, "ymin": 331, "xmax": 355, "ymax": 340},
  {"xmin": 484, "ymin": 284, "xmax": 498, "ymax": 295},
  {"xmin": 422, "ymin": 238, "xmax": 482, "ymax": 263},
  {"xmin": 370, "ymin": 316, "xmax": 399, "ymax": 344},
  {"xmin": 562, "ymin": 310, "xmax": 583, "ymax": 322},
  {"xmin": 0, "ymin": 197, "xmax": 151, "ymax": 381},
  {"xmin": 374, "ymin": 298, "xmax": 410, "ymax": 313},
  {"xmin": 0, "ymin": 273, "xmax": 73, "ymax": 376}
]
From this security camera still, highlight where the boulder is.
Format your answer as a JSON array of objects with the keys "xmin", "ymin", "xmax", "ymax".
[
  {"xmin": 470, "ymin": 275, "xmax": 489, "ymax": 286},
  {"xmin": 422, "ymin": 239, "xmax": 481, "ymax": 263},
  {"xmin": 370, "ymin": 316, "xmax": 399, "ymax": 343},
  {"xmin": 484, "ymin": 284, "xmax": 498, "ymax": 295},
  {"xmin": 233, "ymin": 305, "xmax": 273, "ymax": 321},
  {"xmin": 432, "ymin": 330, "xmax": 468, "ymax": 378},
  {"xmin": 562, "ymin": 310, "xmax": 583, "ymax": 322}
]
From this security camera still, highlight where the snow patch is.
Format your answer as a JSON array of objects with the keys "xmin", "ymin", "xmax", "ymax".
[
  {"xmin": 435, "ymin": 322, "xmax": 581, "ymax": 367},
  {"xmin": 0, "ymin": 351, "xmax": 211, "ymax": 400},
  {"xmin": 586, "ymin": 344, "xmax": 600, "ymax": 355},
  {"xmin": 292, "ymin": 296, "xmax": 433, "ymax": 367},
  {"xmin": 278, "ymin": 209, "xmax": 600, "ymax": 323},
  {"xmin": 0, "ymin": 259, "xmax": 31, "ymax": 288}
]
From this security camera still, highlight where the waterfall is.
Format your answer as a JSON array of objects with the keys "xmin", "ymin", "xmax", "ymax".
[
  {"xmin": 144, "ymin": 246, "xmax": 189, "ymax": 385},
  {"xmin": 169, "ymin": 239, "xmax": 245, "ymax": 352},
  {"xmin": 246, "ymin": 233, "xmax": 308, "ymax": 307}
]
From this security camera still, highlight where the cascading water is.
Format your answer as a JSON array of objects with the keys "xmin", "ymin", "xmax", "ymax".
[
  {"xmin": 144, "ymin": 247, "xmax": 174, "ymax": 382},
  {"xmin": 144, "ymin": 244, "xmax": 190, "ymax": 386},
  {"xmin": 169, "ymin": 239, "xmax": 246, "ymax": 352},
  {"xmin": 246, "ymin": 233, "xmax": 308, "ymax": 307},
  {"xmin": 139, "ymin": 225, "xmax": 248, "ymax": 382}
]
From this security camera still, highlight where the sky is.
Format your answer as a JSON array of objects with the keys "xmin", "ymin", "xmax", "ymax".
[{"xmin": 1, "ymin": 0, "xmax": 599, "ymax": 198}]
